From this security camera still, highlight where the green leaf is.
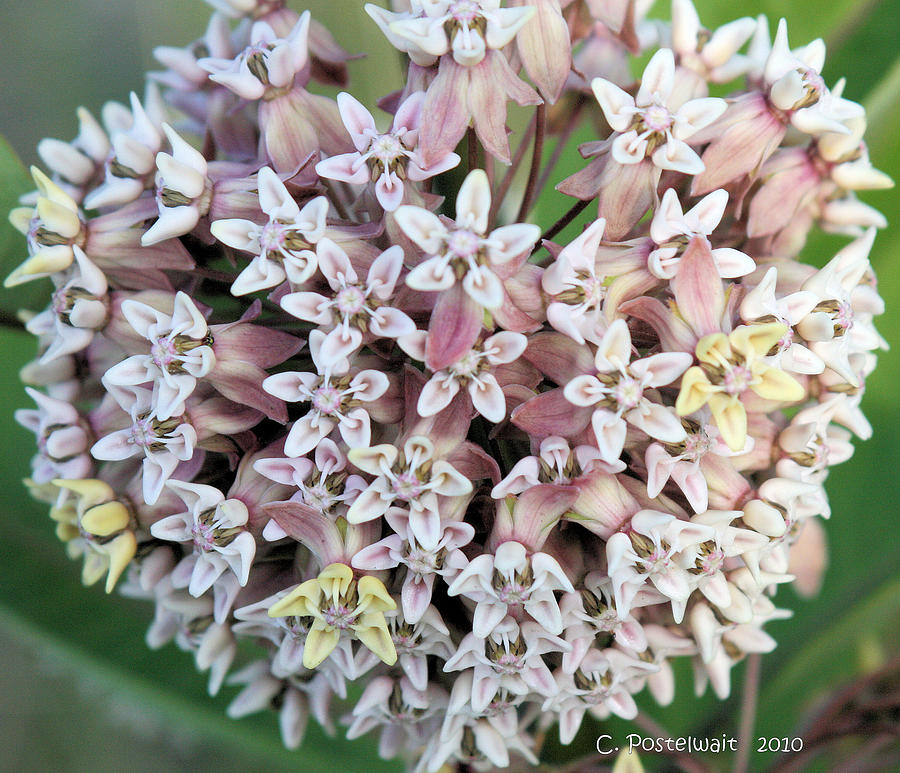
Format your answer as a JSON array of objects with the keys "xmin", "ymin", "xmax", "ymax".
[{"xmin": 0, "ymin": 133, "xmax": 34, "ymax": 315}]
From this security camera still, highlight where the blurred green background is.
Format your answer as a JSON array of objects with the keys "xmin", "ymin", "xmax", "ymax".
[{"xmin": 0, "ymin": 1, "xmax": 897, "ymax": 771}]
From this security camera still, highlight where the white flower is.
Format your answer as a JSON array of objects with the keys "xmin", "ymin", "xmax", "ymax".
[
  {"xmin": 142, "ymin": 124, "xmax": 211, "ymax": 245},
  {"xmin": 263, "ymin": 330, "xmax": 390, "ymax": 457},
  {"xmin": 739, "ymin": 266, "xmax": 824, "ymax": 375},
  {"xmin": 368, "ymin": 0, "xmax": 534, "ymax": 67},
  {"xmin": 564, "ymin": 318, "xmax": 691, "ymax": 464},
  {"xmin": 151, "ymin": 479, "xmax": 256, "ymax": 597},
  {"xmin": 396, "ymin": 169, "xmax": 539, "ymax": 310},
  {"xmin": 90, "ymin": 386, "xmax": 196, "ymax": 505},
  {"xmin": 211, "ymin": 166, "xmax": 328, "ymax": 296},
  {"xmin": 24, "ymin": 246, "xmax": 108, "ymax": 364},
  {"xmin": 763, "ymin": 18, "xmax": 861, "ymax": 137},
  {"xmin": 316, "ymin": 91, "xmax": 459, "ymax": 211},
  {"xmin": 447, "ymin": 540, "xmax": 574, "ymax": 637},
  {"xmin": 541, "ymin": 218, "xmax": 612, "ymax": 345},
  {"xmin": 103, "ymin": 291, "xmax": 214, "ymax": 421},
  {"xmin": 280, "ymin": 239, "xmax": 414, "ymax": 365},
  {"xmin": 83, "ymin": 92, "xmax": 163, "ymax": 210},
  {"xmin": 415, "ymin": 331, "xmax": 527, "ymax": 422},
  {"xmin": 347, "ymin": 436, "xmax": 473, "ymax": 550},
  {"xmin": 546, "ymin": 648, "xmax": 653, "ymax": 743},
  {"xmin": 648, "ymin": 188, "xmax": 755, "ymax": 279},
  {"xmin": 670, "ymin": 0, "xmax": 757, "ymax": 84},
  {"xmin": 606, "ymin": 510, "xmax": 714, "ymax": 622},
  {"xmin": 492, "ymin": 435, "xmax": 618, "ymax": 498},
  {"xmin": 199, "ymin": 15, "xmax": 311, "ymax": 101},
  {"xmin": 352, "ymin": 508, "xmax": 474, "ymax": 624},
  {"xmin": 443, "ymin": 617, "xmax": 568, "ymax": 709},
  {"xmin": 591, "ymin": 48, "xmax": 727, "ymax": 174}
]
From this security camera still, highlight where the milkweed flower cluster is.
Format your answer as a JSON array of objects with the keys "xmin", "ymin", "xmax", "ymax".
[{"xmin": 10, "ymin": 0, "xmax": 890, "ymax": 770}]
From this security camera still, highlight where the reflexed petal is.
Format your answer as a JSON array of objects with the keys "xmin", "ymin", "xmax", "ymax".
[
  {"xmin": 462, "ymin": 264, "xmax": 504, "ymax": 309},
  {"xmin": 591, "ymin": 409, "xmax": 627, "ymax": 463},
  {"xmin": 636, "ymin": 48, "xmax": 675, "ymax": 106},
  {"xmin": 336, "ymin": 92, "xmax": 377, "ymax": 151},
  {"xmin": 418, "ymin": 375, "xmax": 460, "ymax": 417},
  {"xmin": 591, "ymin": 78, "xmax": 635, "ymax": 132},
  {"xmin": 469, "ymin": 374, "xmax": 506, "ymax": 422},
  {"xmin": 455, "ymin": 169, "xmax": 491, "ymax": 232},
  {"xmin": 315, "ymin": 153, "xmax": 370, "ymax": 184},
  {"xmin": 486, "ymin": 223, "xmax": 541, "ymax": 264}
]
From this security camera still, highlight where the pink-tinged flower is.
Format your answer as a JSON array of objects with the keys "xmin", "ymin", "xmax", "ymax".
[
  {"xmin": 443, "ymin": 617, "xmax": 568, "ymax": 709},
  {"xmin": 36, "ymin": 106, "xmax": 110, "ymax": 202},
  {"xmin": 691, "ymin": 19, "xmax": 860, "ymax": 196},
  {"xmin": 263, "ymin": 330, "xmax": 390, "ymax": 457},
  {"xmin": 547, "ymin": 648, "xmax": 654, "ymax": 743},
  {"xmin": 199, "ymin": 14, "xmax": 348, "ymax": 171},
  {"xmin": 648, "ymin": 188, "xmax": 754, "ymax": 279},
  {"xmin": 90, "ymin": 386, "xmax": 197, "ymax": 505},
  {"xmin": 411, "ymin": 331, "xmax": 527, "ymax": 422},
  {"xmin": 564, "ymin": 319, "xmax": 691, "ymax": 464},
  {"xmin": 739, "ymin": 266, "xmax": 824, "ymax": 375},
  {"xmin": 762, "ymin": 19, "xmax": 860, "ymax": 137},
  {"xmin": 420, "ymin": 714, "xmax": 537, "ymax": 772},
  {"xmin": 24, "ymin": 246, "xmax": 108, "ymax": 364},
  {"xmin": 368, "ymin": 2, "xmax": 541, "ymax": 163},
  {"xmin": 316, "ymin": 92, "xmax": 459, "ymax": 212},
  {"xmin": 211, "ymin": 167, "xmax": 328, "ymax": 295},
  {"xmin": 346, "ymin": 436, "xmax": 473, "ymax": 550},
  {"xmin": 677, "ymin": 510, "xmax": 769, "ymax": 609},
  {"xmin": 396, "ymin": 169, "xmax": 539, "ymax": 368},
  {"xmin": 280, "ymin": 239, "xmax": 414, "ymax": 365},
  {"xmin": 152, "ymin": 12, "xmax": 234, "ymax": 91},
  {"xmin": 512, "ymin": 0, "xmax": 570, "ymax": 102},
  {"xmin": 199, "ymin": 15, "xmax": 310, "ymax": 101},
  {"xmin": 448, "ymin": 540, "xmax": 574, "ymax": 637},
  {"xmin": 623, "ymin": 624, "xmax": 697, "ymax": 706},
  {"xmin": 103, "ymin": 291, "xmax": 214, "ymax": 421},
  {"xmin": 16, "ymin": 387, "xmax": 93, "ymax": 484},
  {"xmin": 346, "ymin": 676, "xmax": 447, "ymax": 760},
  {"xmin": 690, "ymin": 603, "xmax": 779, "ymax": 699},
  {"xmin": 644, "ymin": 411, "xmax": 746, "ymax": 514},
  {"xmin": 253, "ymin": 439, "xmax": 367, "ymax": 529},
  {"xmin": 151, "ymin": 479, "xmax": 256, "ymax": 597},
  {"xmin": 143, "ymin": 583, "xmax": 237, "ymax": 695},
  {"xmin": 559, "ymin": 576, "xmax": 650, "ymax": 669},
  {"xmin": 592, "ymin": 48, "xmax": 726, "ymax": 174},
  {"xmin": 676, "ymin": 323, "xmax": 806, "ymax": 452},
  {"xmin": 540, "ymin": 218, "xmax": 650, "ymax": 345},
  {"xmin": 606, "ymin": 509, "xmax": 715, "ymax": 622},
  {"xmin": 353, "ymin": 508, "xmax": 474, "ymax": 624},
  {"xmin": 492, "ymin": 435, "xmax": 620, "ymax": 498}
]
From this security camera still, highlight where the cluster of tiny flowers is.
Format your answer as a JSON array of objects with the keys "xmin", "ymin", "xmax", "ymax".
[{"xmin": 10, "ymin": 0, "xmax": 890, "ymax": 770}]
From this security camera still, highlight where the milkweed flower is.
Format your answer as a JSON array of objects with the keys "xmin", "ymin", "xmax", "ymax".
[{"xmin": 8, "ymin": 1, "xmax": 890, "ymax": 769}]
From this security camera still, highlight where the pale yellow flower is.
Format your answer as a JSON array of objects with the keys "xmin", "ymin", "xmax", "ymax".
[
  {"xmin": 676, "ymin": 322, "xmax": 805, "ymax": 451},
  {"xmin": 268, "ymin": 562, "xmax": 397, "ymax": 668}
]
